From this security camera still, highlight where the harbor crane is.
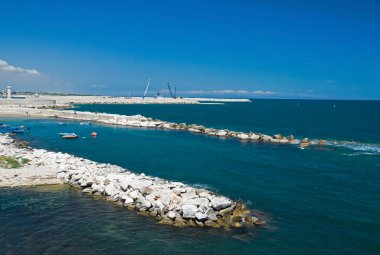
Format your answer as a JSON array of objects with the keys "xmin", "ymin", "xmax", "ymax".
[
  {"xmin": 143, "ymin": 79, "xmax": 151, "ymax": 99},
  {"xmin": 167, "ymin": 82, "xmax": 177, "ymax": 99}
]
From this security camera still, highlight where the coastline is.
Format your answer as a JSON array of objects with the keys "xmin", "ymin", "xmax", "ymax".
[
  {"xmin": 36, "ymin": 96, "xmax": 251, "ymax": 106},
  {"xmin": 0, "ymin": 134, "xmax": 262, "ymax": 228}
]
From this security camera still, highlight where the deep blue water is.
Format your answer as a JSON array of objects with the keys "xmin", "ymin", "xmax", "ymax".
[
  {"xmin": 1, "ymin": 100, "xmax": 380, "ymax": 254},
  {"xmin": 77, "ymin": 99, "xmax": 380, "ymax": 143}
]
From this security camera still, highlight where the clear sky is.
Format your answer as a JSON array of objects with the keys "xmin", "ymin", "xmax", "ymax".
[{"xmin": 0, "ymin": 0, "xmax": 379, "ymax": 99}]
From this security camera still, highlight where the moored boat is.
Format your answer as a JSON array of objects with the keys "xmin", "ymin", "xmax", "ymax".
[
  {"xmin": 11, "ymin": 129, "xmax": 25, "ymax": 134},
  {"xmin": 59, "ymin": 132, "xmax": 76, "ymax": 136},
  {"xmin": 62, "ymin": 133, "xmax": 79, "ymax": 139},
  {"xmin": 5, "ymin": 126, "xmax": 20, "ymax": 131}
]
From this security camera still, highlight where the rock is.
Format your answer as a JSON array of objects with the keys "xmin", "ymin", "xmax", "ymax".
[
  {"xmin": 57, "ymin": 172, "xmax": 66, "ymax": 179},
  {"xmin": 185, "ymin": 197, "xmax": 208, "ymax": 207},
  {"xmin": 173, "ymin": 217, "xmax": 187, "ymax": 227},
  {"xmin": 171, "ymin": 187, "xmax": 187, "ymax": 195},
  {"xmin": 178, "ymin": 123, "xmax": 187, "ymax": 129},
  {"xmin": 187, "ymin": 219, "xmax": 197, "ymax": 227},
  {"xmin": 233, "ymin": 222, "xmax": 242, "ymax": 228},
  {"xmin": 136, "ymin": 198, "xmax": 152, "ymax": 210},
  {"xmin": 82, "ymin": 187, "xmax": 93, "ymax": 193},
  {"xmin": 123, "ymin": 196, "xmax": 134, "ymax": 205},
  {"xmin": 72, "ymin": 174, "xmax": 81, "ymax": 182},
  {"xmin": 129, "ymin": 179, "xmax": 152, "ymax": 190},
  {"xmin": 167, "ymin": 211, "xmax": 176, "ymax": 220},
  {"xmin": 274, "ymin": 134, "xmax": 283, "ymax": 139},
  {"xmin": 207, "ymin": 213, "xmax": 217, "ymax": 221},
  {"xmin": 104, "ymin": 183, "xmax": 119, "ymax": 197},
  {"xmin": 95, "ymin": 175, "xmax": 106, "ymax": 184},
  {"xmin": 250, "ymin": 216, "xmax": 263, "ymax": 225},
  {"xmin": 204, "ymin": 220, "xmax": 221, "ymax": 228},
  {"xmin": 128, "ymin": 190, "xmax": 141, "ymax": 199},
  {"xmin": 249, "ymin": 133, "xmax": 260, "ymax": 140},
  {"xmin": 182, "ymin": 204, "xmax": 197, "ymax": 219},
  {"xmin": 195, "ymin": 220, "xmax": 204, "ymax": 227},
  {"xmin": 287, "ymin": 135, "xmax": 295, "ymax": 141},
  {"xmin": 80, "ymin": 176, "xmax": 92, "ymax": 187},
  {"xmin": 180, "ymin": 189, "xmax": 198, "ymax": 201},
  {"xmin": 211, "ymin": 197, "xmax": 232, "ymax": 210},
  {"xmin": 218, "ymin": 204, "xmax": 236, "ymax": 215},
  {"xmin": 195, "ymin": 212, "xmax": 207, "ymax": 221},
  {"xmin": 140, "ymin": 186, "xmax": 153, "ymax": 195},
  {"xmin": 119, "ymin": 176, "xmax": 133, "ymax": 190},
  {"xmin": 156, "ymin": 204, "xmax": 167, "ymax": 216},
  {"xmin": 92, "ymin": 183, "xmax": 105, "ymax": 194},
  {"xmin": 260, "ymin": 134, "xmax": 272, "ymax": 142},
  {"xmin": 216, "ymin": 130, "xmax": 228, "ymax": 137},
  {"xmin": 237, "ymin": 133, "xmax": 249, "ymax": 140},
  {"xmin": 149, "ymin": 209, "xmax": 158, "ymax": 217},
  {"xmin": 158, "ymin": 217, "xmax": 173, "ymax": 225}
]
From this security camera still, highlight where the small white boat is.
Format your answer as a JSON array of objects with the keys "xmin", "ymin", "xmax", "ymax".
[
  {"xmin": 62, "ymin": 133, "xmax": 79, "ymax": 139},
  {"xmin": 59, "ymin": 132, "xmax": 75, "ymax": 136}
]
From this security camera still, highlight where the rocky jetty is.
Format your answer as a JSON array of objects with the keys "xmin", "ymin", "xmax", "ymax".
[
  {"xmin": 0, "ymin": 134, "xmax": 263, "ymax": 228},
  {"xmin": 0, "ymin": 107, "xmax": 326, "ymax": 148},
  {"xmin": 38, "ymin": 109, "xmax": 324, "ymax": 148}
]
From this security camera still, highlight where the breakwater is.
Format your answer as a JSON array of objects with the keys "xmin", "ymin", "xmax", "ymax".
[
  {"xmin": 0, "ymin": 134, "xmax": 262, "ymax": 228},
  {"xmin": 39, "ymin": 95, "xmax": 251, "ymax": 106},
  {"xmin": 1, "ymin": 107, "xmax": 324, "ymax": 148}
]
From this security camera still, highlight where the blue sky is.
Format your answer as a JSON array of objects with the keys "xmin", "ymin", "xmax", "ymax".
[{"xmin": 0, "ymin": 0, "xmax": 379, "ymax": 99}]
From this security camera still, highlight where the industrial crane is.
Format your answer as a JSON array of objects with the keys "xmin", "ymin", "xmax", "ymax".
[{"xmin": 167, "ymin": 82, "xmax": 177, "ymax": 98}]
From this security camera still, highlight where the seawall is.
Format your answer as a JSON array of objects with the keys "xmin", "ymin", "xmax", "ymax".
[
  {"xmin": 0, "ymin": 134, "xmax": 262, "ymax": 228},
  {"xmin": 0, "ymin": 107, "xmax": 323, "ymax": 148}
]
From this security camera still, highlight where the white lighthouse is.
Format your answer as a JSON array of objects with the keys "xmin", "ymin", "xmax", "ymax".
[{"xmin": 6, "ymin": 85, "xmax": 12, "ymax": 99}]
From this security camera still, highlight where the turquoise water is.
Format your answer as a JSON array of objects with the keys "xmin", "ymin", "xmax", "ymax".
[{"xmin": 1, "ymin": 100, "xmax": 380, "ymax": 254}]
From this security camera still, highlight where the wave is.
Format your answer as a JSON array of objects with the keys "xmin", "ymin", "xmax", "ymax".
[{"xmin": 327, "ymin": 141, "xmax": 380, "ymax": 155}]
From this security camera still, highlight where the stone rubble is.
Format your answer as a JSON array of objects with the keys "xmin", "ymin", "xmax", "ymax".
[
  {"xmin": 1, "ymin": 107, "xmax": 325, "ymax": 148},
  {"xmin": 0, "ymin": 134, "xmax": 263, "ymax": 228},
  {"xmin": 37, "ymin": 109, "xmax": 323, "ymax": 148}
]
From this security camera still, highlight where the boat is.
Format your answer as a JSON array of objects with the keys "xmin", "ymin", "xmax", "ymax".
[
  {"xmin": 79, "ymin": 122, "xmax": 91, "ymax": 125},
  {"xmin": 59, "ymin": 132, "xmax": 75, "ymax": 136},
  {"xmin": 11, "ymin": 129, "xmax": 25, "ymax": 134},
  {"xmin": 6, "ymin": 126, "xmax": 21, "ymax": 131},
  {"xmin": 62, "ymin": 133, "xmax": 79, "ymax": 139}
]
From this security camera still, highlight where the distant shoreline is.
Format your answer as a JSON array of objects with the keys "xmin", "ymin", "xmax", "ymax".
[{"xmin": 42, "ymin": 96, "xmax": 250, "ymax": 106}]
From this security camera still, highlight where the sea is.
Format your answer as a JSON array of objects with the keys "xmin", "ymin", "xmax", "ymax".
[{"xmin": 0, "ymin": 99, "xmax": 379, "ymax": 255}]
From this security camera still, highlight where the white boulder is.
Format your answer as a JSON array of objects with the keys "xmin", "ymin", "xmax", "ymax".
[
  {"xmin": 182, "ymin": 204, "xmax": 198, "ymax": 218},
  {"xmin": 211, "ymin": 197, "xmax": 232, "ymax": 210}
]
